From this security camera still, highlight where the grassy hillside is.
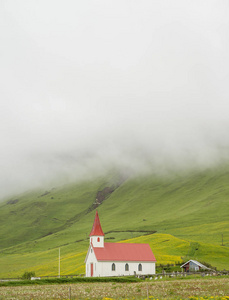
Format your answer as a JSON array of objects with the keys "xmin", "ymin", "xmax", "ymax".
[{"xmin": 0, "ymin": 167, "xmax": 228, "ymax": 277}]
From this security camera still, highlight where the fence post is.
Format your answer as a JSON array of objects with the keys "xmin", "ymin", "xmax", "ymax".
[{"xmin": 69, "ymin": 286, "xmax": 71, "ymax": 300}]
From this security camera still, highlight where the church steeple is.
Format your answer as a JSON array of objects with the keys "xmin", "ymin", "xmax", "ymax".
[
  {"xmin": 89, "ymin": 211, "xmax": 104, "ymax": 247},
  {"xmin": 90, "ymin": 210, "xmax": 104, "ymax": 236}
]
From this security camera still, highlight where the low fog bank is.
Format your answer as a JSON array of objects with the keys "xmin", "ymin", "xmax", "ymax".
[
  {"xmin": 1, "ymin": 122, "xmax": 229, "ymax": 200},
  {"xmin": 1, "ymin": 0, "xmax": 229, "ymax": 200}
]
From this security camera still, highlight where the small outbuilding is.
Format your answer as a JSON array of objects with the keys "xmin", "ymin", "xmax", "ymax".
[
  {"xmin": 180, "ymin": 260, "xmax": 210, "ymax": 272},
  {"xmin": 85, "ymin": 211, "xmax": 156, "ymax": 277}
]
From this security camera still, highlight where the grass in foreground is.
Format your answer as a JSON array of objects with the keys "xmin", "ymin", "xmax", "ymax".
[{"xmin": 0, "ymin": 277, "xmax": 228, "ymax": 299}]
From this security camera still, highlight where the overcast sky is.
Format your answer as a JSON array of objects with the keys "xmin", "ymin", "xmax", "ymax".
[{"xmin": 0, "ymin": 0, "xmax": 229, "ymax": 199}]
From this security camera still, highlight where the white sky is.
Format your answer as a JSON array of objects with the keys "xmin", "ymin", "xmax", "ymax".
[{"xmin": 1, "ymin": 0, "xmax": 229, "ymax": 198}]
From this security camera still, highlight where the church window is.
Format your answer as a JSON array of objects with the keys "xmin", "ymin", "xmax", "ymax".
[
  {"xmin": 112, "ymin": 263, "xmax": 115, "ymax": 271},
  {"xmin": 138, "ymin": 264, "xmax": 142, "ymax": 271},
  {"xmin": 125, "ymin": 263, "xmax": 129, "ymax": 271},
  {"xmin": 97, "ymin": 237, "xmax": 100, "ymax": 242}
]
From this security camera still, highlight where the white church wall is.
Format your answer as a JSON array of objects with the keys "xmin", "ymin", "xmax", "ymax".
[
  {"xmin": 86, "ymin": 260, "xmax": 155, "ymax": 277},
  {"xmin": 100, "ymin": 261, "xmax": 155, "ymax": 277}
]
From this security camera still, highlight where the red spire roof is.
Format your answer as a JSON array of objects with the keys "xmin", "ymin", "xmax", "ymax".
[{"xmin": 89, "ymin": 210, "xmax": 104, "ymax": 236}]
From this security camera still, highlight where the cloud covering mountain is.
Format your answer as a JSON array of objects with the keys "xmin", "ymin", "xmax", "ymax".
[{"xmin": 1, "ymin": 0, "xmax": 229, "ymax": 198}]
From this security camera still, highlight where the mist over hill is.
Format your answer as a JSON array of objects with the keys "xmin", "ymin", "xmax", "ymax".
[{"xmin": 1, "ymin": 0, "xmax": 229, "ymax": 199}]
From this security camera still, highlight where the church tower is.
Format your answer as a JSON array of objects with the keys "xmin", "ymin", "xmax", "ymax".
[{"xmin": 89, "ymin": 210, "xmax": 104, "ymax": 248}]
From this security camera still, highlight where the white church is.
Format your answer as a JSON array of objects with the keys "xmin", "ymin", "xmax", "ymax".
[{"xmin": 85, "ymin": 211, "xmax": 156, "ymax": 277}]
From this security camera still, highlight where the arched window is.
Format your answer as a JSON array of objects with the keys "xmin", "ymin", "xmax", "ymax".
[
  {"xmin": 138, "ymin": 263, "xmax": 142, "ymax": 271},
  {"xmin": 125, "ymin": 263, "xmax": 129, "ymax": 271},
  {"xmin": 112, "ymin": 263, "xmax": 115, "ymax": 271},
  {"xmin": 97, "ymin": 237, "xmax": 100, "ymax": 242}
]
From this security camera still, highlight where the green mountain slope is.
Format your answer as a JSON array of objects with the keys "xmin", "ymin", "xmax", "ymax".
[{"xmin": 0, "ymin": 167, "xmax": 228, "ymax": 277}]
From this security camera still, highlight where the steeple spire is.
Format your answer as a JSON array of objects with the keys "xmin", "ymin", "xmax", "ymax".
[{"xmin": 90, "ymin": 210, "xmax": 104, "ymax": 237}]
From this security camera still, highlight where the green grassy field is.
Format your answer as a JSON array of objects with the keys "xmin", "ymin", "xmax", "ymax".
[{"xmin": 0, "ymin": 166, "xmax": 228, "ymax": 278}]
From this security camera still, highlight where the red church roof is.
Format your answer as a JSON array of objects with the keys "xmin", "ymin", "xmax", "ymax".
[
  {"xmin": 92, "ymin": 242, "xmax": 156, "ymax": 262},
  {"xmin": 89, "ymin": 210, "xmax": 104, "ymax": 237}
]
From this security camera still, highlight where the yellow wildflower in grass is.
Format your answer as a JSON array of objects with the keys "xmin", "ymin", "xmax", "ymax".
[{"xmin": 188, "ymin": 297, "xmax": 229, "ymax": 300}]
